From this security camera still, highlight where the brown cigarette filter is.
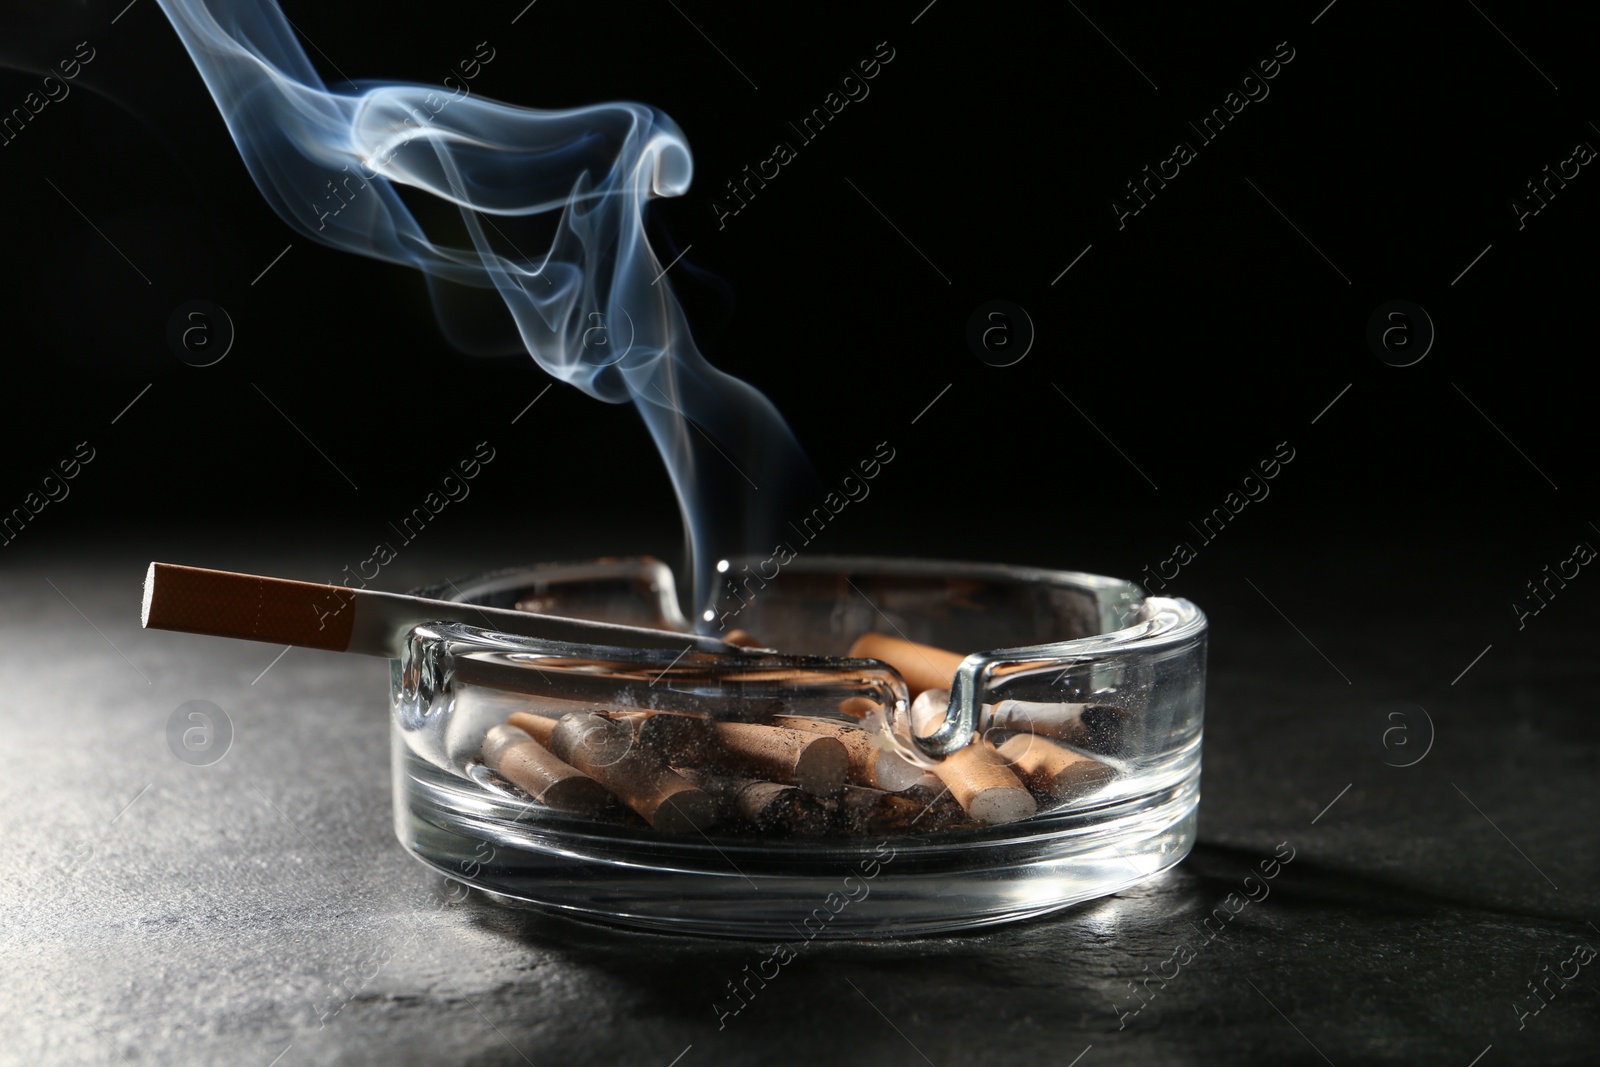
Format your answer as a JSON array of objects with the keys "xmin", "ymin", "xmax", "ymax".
[
  {"xmin": 911, "ymin": 689, "xmax": 1035, "ymax": 826},
  {"xmin": 517, "ymin": 712, "xmax": 716, "ymax": 833},
  {"xmin": 995, "ymin": 733, "xmax": 1117, "ymax": 800},
  {"xmin": 931, "ymin": 742, "xmax": 1036, "ymax": 825},
  {"xmin": 678, "ymin": 769, "xmax": 828, "ymax": 835},
  {"xmin": 143, "ymin": 562, "xmax": 356, "ymax": 651},
  {"xmin": 776, "ymin": 715, "xmax": 925, "ymax": 792},
  {"xmin": 847, "ymin": 632, "xmax": 965, "ymax": 697},
  {"xmin": 480, "ymin": 724, "xmax": 611, "ymax": 813}
]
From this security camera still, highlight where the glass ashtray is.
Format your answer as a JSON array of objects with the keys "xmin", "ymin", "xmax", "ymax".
[{"xmin": 391, "ymin": 557, "xmax": 1206, "ymax": 938}]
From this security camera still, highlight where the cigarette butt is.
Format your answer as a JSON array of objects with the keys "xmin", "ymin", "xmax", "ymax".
[
  {"xmin": 507, "ymin": 711, "xmax": 559, "ymax": 747},
  {"xmin": 480, "ymin": 724, "xmax": 611, "ymax": 813},
  {"xmin": 678, "ymin": 769, "xmax": 828, "ymax": 835},
  {"xmin": 932, "ymin": 743, "xmax": 1036, "ymax": 825},
  {"xmin": 911, "ymin": 688, "xmax": 1034, "ymax": 825},
  {"xmin": 848, "ymin": 632, "xmax": 965, "ymax": 696},
  {"xmin": 632, "ymin": 715, "xmax": 848, "ymax": 798},
  {"xmin": 776, "ymin": 715, "xmax": 925, "ymax": 792},
  {"xmin": 995, "ymin": 733, "xmax": 1117, "ymax": 800},
  {"xmin": 712, "ymin": 722, "xmax": 849, "ymax": 797},
  {"xmin": 989, "ymin": 699, "xmax": 1127, "ymax": 750},
  {"xmin": 722, "ymin": 629, "xmax": 767, "ymax": 649},
  {"xmin": 532, "ymin": 712, "xmax": 717, "ymax": 833}
]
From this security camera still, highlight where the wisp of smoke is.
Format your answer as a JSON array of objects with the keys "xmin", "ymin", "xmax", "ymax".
[{"xmin": 154, "ymin": 0, "xmax": 814, "ymax": 619}]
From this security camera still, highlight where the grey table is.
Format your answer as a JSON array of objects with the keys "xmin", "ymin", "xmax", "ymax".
[{"xmin": 4, "ymin": 538, "xmax": 1596, "ymax": 1066}]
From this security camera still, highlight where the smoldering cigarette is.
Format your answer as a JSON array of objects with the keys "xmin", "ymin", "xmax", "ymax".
[
  {"xmin": 994, "ymin": 733, "xmax": 1117, "ymax": 800},
  {"xmin": 507, "ymin": 711, "xmax": 716, "ymax": 833},
  {"xmin": 480, "ymin": 724, "xmax": 612, "ymax": 814},
  {"xmin": 775, "ymin": 714, "xmax": 925, "ymax": 792},
  {"xmin": 910, "ymin": 689, "xmax": 1035, "ymax": 826},
  {"xmin": 847, "ymin": 632, "xmax": 965, "ymax": 697},
  {"xmin": 627, "ymin": 714, "xmax": 849, "ymax": 798},
  {"xmin": 141, "ymin": 562, "xmax": 736, "ymax": 657},
  {"xmin": 677, "ymin": 768, "xmax": 828, "ymax": 835}
]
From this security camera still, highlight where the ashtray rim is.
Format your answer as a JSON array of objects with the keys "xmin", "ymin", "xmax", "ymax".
[
  {"xmin": 414, "ymin": 553, "xmax": 1207, "ymax": 663},
  {"xmin": 414, "ymin": 555, "xmax": 1207, "ymax": 758}
]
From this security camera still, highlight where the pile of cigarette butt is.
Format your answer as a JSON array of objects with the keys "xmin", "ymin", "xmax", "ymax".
[{"xmin": 476, "ymin": 631, "xmax": 1119, "ymax": 837}]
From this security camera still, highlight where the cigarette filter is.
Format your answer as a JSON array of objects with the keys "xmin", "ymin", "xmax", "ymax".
[
  {"xmin": 847, "ymin": 632, "xmax": 964, "ymax": 697},
  {"xmin": 994, "ymin": 733, "xmax": 1117, "ymax": 800},
  {"xmin": 776, "ymin": 714, "xmax": 924, "ymax": 791},
  {"xmin": 910, "ymin": 689, "xmax": 1035, "ymax": 825},
  {"xmin": 480, "ymin": 723, "xmax": 611, "ymax": 813},
  {"xmin": 678, "ymin": 769, "xmax": 828, "ymax": 835},
  {"xmin": 508, "ymin": 711, "xmax": 716, "ymax": 833}
]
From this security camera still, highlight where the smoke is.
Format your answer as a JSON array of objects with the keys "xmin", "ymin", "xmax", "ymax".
[{"xmin": 153, "ymin": 0, "xmax": 813, "ymax": 620}]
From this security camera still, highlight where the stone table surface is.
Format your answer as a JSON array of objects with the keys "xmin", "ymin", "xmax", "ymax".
[{"xmin": 3, "ymin": 544, "xmax": 1596, "ymax": 1067}]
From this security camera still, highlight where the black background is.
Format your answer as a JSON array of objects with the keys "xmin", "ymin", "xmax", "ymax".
[{"xmin": 1, "ymin": 0, "xmax": 1590, "ymax": 585}]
